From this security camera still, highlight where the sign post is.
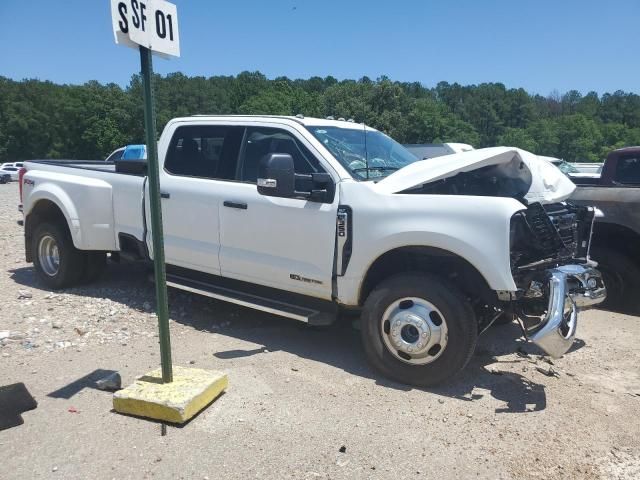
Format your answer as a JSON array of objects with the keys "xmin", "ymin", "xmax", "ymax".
[
  {"xmin": 111, "ymin": 0, "xmax": 181, "ymax": 383},
  {"xmin": 139, "ymin": 45, "xmax": 173, "ymax": 383},
  {"xmin": 111, "ymin": 1, "xmax": 227, "ymax": 426}
]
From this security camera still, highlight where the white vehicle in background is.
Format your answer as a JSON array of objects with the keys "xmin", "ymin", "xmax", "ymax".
[
  {"xmin": 19, "ymin": 116, "xmax": 605, "ymax": 386},
  {"xmin": 0, "ymin": 163, "xmax": 21, "ymax": 181},
  {"xmin": 540, "ymin": 156, "xmax": 602, "ymax": 180},
  {"xmin": 572, "ymin": 162, "xmax": 604, "ymax": 175}
]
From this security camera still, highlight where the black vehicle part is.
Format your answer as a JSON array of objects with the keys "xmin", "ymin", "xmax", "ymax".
[
  {"xmin": 118, "ymin": 233, "xmax": 149, "ymax": 261},
  {"xmin": 401, "ymin": 163, "xmax": 531, "ymax": 201},
  {"xmin": 510, "ymin": 202, "xmax": 593, "ymax": 271},
  {"xmin": 82, "ymin": 252, "xmax": 107, "ymax": 283},
  {"xmin": 115, "ymin": 157, "xmax": 147, "ymax": 175}
]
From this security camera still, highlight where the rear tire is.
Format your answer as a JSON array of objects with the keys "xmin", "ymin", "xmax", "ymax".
[
  {"xmin": 32, "ymin": 222, "xmax": 85, "ymax": 289},
  {"xmin": 360, "ymin": 272, "xmax": 477, "ymax": 387},
  {"xmin": 590, "ymin": 246, "xmax": 640, "ymax": 313}
]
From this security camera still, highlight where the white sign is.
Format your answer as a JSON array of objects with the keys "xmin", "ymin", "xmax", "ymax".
[{"xmin": 111, "ymin": 0, "xmax": 180, "ymax": 58}]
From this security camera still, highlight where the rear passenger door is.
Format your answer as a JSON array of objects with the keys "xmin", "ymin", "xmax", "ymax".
[
  {"xmin": 218, "ymin": 125, "xmax": 339, "ymax": 299},
  {"xmin": 151, "ymin": 125, "xmax": 243, "ymax": 274}
]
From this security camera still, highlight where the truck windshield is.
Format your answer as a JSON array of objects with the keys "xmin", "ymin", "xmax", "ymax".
[
  {"xmin": 306, "ymin": 126, "xmax": 419, "ymax": 180},
  {"xmin": 557, "ymin": 161, "xmax": 580, "ymax": 174}
]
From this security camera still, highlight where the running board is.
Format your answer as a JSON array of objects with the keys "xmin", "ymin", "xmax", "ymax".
[{"xmin": 166, "ymin": 274, "xmax": 335, "ymax": 326}]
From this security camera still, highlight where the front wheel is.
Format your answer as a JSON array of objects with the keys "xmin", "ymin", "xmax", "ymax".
[{"xmin": 360, "ymin": 273, "xmax": 477, "ymax": 387}]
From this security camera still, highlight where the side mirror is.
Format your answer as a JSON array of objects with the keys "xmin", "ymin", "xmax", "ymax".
[{"xmin": 257, "ymin": 153, "xmax": 295, "ymax": 198}]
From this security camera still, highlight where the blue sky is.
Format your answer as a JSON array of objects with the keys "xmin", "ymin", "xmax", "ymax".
[{"xmin": 1, "ymin": 1, "xmax": 637, "ymax": 95}]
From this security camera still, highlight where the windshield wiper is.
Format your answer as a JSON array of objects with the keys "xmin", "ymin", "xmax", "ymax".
[{"xmin": 352, "ymin": 166, "xmax": 399, "ymax": 174}]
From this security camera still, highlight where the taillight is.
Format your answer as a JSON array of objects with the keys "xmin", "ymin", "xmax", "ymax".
[{"xmin": 18, "ymin": 167, "xmax": 27, "ymax": 203}]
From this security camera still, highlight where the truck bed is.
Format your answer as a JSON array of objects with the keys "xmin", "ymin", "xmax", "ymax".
[
  {"xmin": 23, "ymin": 159, "xmax": 148, "ymax": 253},
  {"xmin": 25, "ymin": 159, "xmax": 145, "ymax": 176}
]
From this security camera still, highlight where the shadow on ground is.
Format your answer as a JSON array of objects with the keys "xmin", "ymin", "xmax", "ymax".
[
  {"xmin": 47, "ymin": 369, "xmax": 119, "ymax": 399},
  {"xmin": 12, "ymin": 262, "xmax": 549, "ymax": 413}
]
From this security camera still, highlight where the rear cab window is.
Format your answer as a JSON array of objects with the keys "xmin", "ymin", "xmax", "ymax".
[
  {"xmin": 615, "ymin": 155, "xmax": 640, "ymax": 185},
  {"xmin": 164, "ymin": 125, "xmax": 244, "ymax": 180}
]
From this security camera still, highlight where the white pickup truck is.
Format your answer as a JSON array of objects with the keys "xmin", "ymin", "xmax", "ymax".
[{"xmin": 20, "ymin": 115, "xmax": 606, "ymax": 386}]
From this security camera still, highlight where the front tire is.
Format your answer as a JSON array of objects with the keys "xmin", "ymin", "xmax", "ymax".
[
  {"xmin": 360, "ymin": 273, "xmax": 477, "ymax": 387},
  {"xmin": 32, "ymin": 222, "xmax": 85, "ymax": 289}
]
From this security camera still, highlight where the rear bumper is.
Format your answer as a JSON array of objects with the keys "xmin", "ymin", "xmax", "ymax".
[{"xmin": 528, "ymin": 264, "xmax": 605, "ymax": 358}]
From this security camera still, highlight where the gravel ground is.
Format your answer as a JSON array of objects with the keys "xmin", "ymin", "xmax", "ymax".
[{"xmin": 1, "ymin": 182, "xmax": 639, "ymax": 480}]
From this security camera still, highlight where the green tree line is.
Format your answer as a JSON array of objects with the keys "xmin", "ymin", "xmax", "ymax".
[{"xmin": 2, "ymin": 72, "xmax": 640, "ymax": 162}]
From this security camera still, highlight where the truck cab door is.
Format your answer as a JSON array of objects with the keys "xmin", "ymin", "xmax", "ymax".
[
  {"xmin": 218, "ymin": 126, "xmax": 339, "ymax": 300},
  {"xmin": 146, "ymin": 125, "xmax": 244, "ymax": 275}
]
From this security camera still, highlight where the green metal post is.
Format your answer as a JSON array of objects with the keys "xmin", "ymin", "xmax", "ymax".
[{"xmin": 139, "ymin": 46, "xmax": 173, "ymax": 383}]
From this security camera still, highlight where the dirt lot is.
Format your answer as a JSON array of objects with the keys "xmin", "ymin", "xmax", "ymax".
[{"xmin": 0, "ymin": 182, "xmax": 639, "ymax": 480}]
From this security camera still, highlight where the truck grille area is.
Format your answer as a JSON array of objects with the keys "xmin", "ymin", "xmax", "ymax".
[{"xmin": 510, "ymin": 202, "xmax": 593, "ymax": 271}]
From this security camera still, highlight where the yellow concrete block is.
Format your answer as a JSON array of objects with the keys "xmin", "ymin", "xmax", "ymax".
[{"xmin": 113, "ymin": 366, "xmax": 227, "ymax": 424}]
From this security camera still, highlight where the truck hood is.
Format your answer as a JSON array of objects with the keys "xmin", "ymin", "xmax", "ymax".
[{"xmin": 376, "ymin": 146, "xmax": 576, "ymax": 204}]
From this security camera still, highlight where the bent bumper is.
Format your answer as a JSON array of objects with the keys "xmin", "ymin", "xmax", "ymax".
[{"xmin": 529, "ymin": 265, "xmax": 606, "ymax": 358}]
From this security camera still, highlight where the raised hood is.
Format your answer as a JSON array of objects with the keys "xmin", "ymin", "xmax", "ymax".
[{"xmin": 375, "ymin": 147, "xmax": 576, "ymax": 204}]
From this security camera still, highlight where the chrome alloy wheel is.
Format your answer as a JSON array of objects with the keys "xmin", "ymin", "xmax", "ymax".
[
  {"xmin": 38, "ymin": 234, "xmax": 60, "ymax": 277},
  {"xmin": 381, "ymin": 297, "xmax": 448, "ymax": 365}
]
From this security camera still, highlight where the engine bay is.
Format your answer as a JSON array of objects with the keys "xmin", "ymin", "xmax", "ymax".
[
  {"xmin": 510, "ymin": 202, "xmax": 595, "ymax": 273},
  {"xmin": 401, "ymin": 164, "xmax": 531, "ymax": 200}
]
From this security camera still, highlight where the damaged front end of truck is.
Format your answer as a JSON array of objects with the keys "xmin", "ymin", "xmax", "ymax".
[
  {"xmin": 377, "ymin": 147, "xmax": 607, "ymax": 357},
  {"xmin": 508, "ymin": 201, "xmax": 606, "ymax": 357}
]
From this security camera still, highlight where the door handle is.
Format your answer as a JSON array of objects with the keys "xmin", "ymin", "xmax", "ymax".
[
  {"xmin": 160, "ymin": 191, "xmax": 171, "ymax": 199},
  {"xmin": 223, "ymin": 201, "xmax": 247, "ymax": 210}
]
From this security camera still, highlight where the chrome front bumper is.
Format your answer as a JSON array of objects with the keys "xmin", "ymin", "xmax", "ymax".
[{"xmin": 528, "ymin": 264, "xmax": 606, "ymax": 358}]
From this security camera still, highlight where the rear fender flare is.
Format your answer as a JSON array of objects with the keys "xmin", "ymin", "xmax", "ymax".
[{"xmin": 25, "ymin": 183, "xmax": 82, "ymax": 248}]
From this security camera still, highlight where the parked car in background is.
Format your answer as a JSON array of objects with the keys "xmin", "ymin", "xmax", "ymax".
[
  {"xmin": 0, "ymin": 164, "xmax": 20, "ymax": 181},
  {"xmin": 105, "ymin": 145, "xmax": 147, "ymax": 164},
  {"xmin": 122, "ymin": 144, "xmax": 147, "ymax": 160},
  {"xmin": 570, "ymin": 146, "xmax": 640, "ymax": 313},
  {"xmin": 404, "ymin": 143, "xmax": 475, "ymax": 160},
  {"xmin": 0, "ymin": 173, "xmax": 11, "ymax": 184},
  {"xmin": 541, "ymin": 156, "xmax": 602, "ymax": 180},
  {"xmin": 19, "ymin": 116, "xmax": 605, "ymax": 386},
  {"xmin": 572, "ymin": 162, "xmax": 604, "ymax": 174}
]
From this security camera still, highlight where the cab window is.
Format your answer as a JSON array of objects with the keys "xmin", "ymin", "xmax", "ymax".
[
  {"xmin": 239, "ymin": 127, "xmax": 322, "ymax": 183},
  {"xmin": 615, "ymin": 156, "xmax": 640, "ymax": 185},
  {"xmin": 165, "ymin": 125, "xmax": 243, "ymax": 180}
]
